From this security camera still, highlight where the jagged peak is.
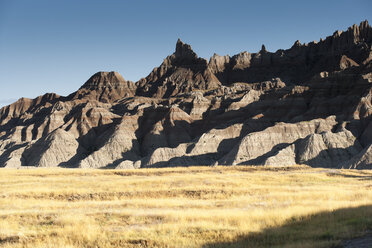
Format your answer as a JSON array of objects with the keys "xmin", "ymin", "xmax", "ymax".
[
  {"xmin": 209, "ymin": 53, "xmax": 230, "ymax": 62},
  {"xmin": 211, "ymin": 53, "xmax": 221, "ymax": 58},
  {"xmin": 232, "ymin": 51, "xmax": 251, "ymax": 58},
  {"xmin": 352, "ymin": 20, "xmax": 370, "ymax": 31},
  {"xmin": 174, "ymin": 38, "xmax": 198, "ymax": 60},
  {"xmin": 291, "ymin": 40, "xmax": 302, "ymax": 49},
  {"xmin": 260, "ymin": 44, "xmax": 267, "ymax": 53},
  {"xmin": 338, "ymin": 20, "xmax": 372, "ymax": 42},
  {"xmin": 333, "ymin": 30, "xmax": 343, "ymax": 37},
  {"xmin": 360, "ymin": 19, "xmax": 370, "ymax": 29}
]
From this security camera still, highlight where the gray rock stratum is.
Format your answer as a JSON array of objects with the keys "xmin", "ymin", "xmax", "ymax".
[{"xmin": 1, "ymin": 21, "xmax": 372, "ymax": 169}]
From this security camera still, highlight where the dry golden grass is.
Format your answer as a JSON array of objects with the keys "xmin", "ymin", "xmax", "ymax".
[{"xmin": 0, "ymin": 166, "xmax": 372, "ymax": 247}]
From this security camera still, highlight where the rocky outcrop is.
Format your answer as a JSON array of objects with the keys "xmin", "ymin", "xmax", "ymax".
[
  {"xmin": 22, "ymin": 129, "xmax": 84, "ymax": 167},
  {"xmin": 135, "ymin": 39, "xmax": 221, "ymax": 98},
  {"xmin": 141, "ymin": 105, "xmax": 193, "ymax": 155},
  {"xmin": 341, "ymin": 144, "xmax": 372, "ymax": 169},
  {"xmin": 295, "ymin": 130, "xmax": 362, "ymax": 167},
  {"xmin": 0, "ymin": 93, "xmax": 59, "ymax": 126},
  {"xmin": 142, "ymin": 123, "xmax": 244, "ymax": 168},
  {"xmin": 340, "ymin": 55, "xmax": 359, "ymax": 70},
  {"xmin": 220, "ymin": 117, "xmax": 337, "ymax": 165},
  {"xmin": 70, "ymin": 71, "xmax": 136, "ymax": 103},
  {"xmin": 78, "ymin": 114, "xmax": 140, "ymax": 168},
  {"xmin": 208, "ymin": 20, "xmax": 372, "ymax": 85},
  {"xmin": 0, "ymin": 21, "xmax": 371, "ymax": 169}
]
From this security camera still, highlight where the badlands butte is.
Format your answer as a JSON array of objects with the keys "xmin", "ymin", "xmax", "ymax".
[{"xmin": 1, "ymin": 21, "xmax": 372, "ymax": 169}]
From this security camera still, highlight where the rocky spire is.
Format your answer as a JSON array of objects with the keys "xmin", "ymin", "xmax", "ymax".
[
  {"xmin": 174, "ymin": 38, "xmax": 198, "ymax": 60},
  {"xmin": 357, "ymin": 20, "xmax": 372, "ymax": 43},
  {"xmin": 260, "ymin": 44, "xmax": 267, "ymax": 53},
  {"xmin": 1, "ymin": 20, "xmax": 372, "ymax": 170},
  {"xmin": 336, "ymin": 20, "xmax": 372, "ymax": 45},
  {"xmin": 291, "ymin": 40, "xmax": 302, "ymax": 49}
]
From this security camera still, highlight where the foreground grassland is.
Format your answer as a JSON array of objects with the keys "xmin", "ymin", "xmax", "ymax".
[{"xmin": 0, "ymin": 166, "xmax": 372, "ymax": 248}]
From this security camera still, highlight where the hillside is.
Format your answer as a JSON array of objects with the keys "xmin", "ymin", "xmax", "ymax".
[{"xmin": 0, "ymin": 21, "xmax": 371, "ymax": 169}]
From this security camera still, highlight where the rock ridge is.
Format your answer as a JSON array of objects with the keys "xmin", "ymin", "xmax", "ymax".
[{"xmin": 0, "ymin": 20, "xmax": 371, "ymax": 169}]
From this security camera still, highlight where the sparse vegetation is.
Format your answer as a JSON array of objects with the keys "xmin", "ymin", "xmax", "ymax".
[{"xmin": 0, "ymin": 166, "xmax": 372, "ymax": 247}]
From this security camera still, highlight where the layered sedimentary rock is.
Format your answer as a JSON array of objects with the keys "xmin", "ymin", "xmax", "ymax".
[
  {"xmin": 22, "ymin": 129, "xmax": 84, "ymax": 167},
  {"xmin": 135, "ymin": 39, "xmax": 221, "ymax": 98},
  {"xmin": 69, "ymin": 71, "xmax": 136, "ymax": 103},
  {"xmin": 0, "ymin": 21, "xmax": 371, "ymax": 169}
]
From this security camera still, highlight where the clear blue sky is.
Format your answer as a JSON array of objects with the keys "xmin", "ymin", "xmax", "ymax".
[{"xmin": 0, "ymin": 0, "xmax": 371, "ymax": 107}]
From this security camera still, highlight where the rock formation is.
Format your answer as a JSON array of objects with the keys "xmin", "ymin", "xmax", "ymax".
[{"xmin": 0, "ymin": 21, "xmax": 371, "ymax": 169}]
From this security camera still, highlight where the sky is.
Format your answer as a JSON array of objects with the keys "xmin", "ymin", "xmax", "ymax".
[{"xmin": 0, "ymin": 0, "xmax": 371, "ymax": 107}]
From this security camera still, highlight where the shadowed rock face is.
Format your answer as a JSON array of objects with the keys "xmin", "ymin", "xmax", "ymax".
[
  {"xmin": 0, "ymin": 21, "xmax": 372, "ymax": 169},
  {"xmin": 135, "ymin": 39, "xmax": 221, "ymax": 98}
]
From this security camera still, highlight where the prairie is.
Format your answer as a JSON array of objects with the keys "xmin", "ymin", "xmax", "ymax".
[{"xmin": 0, "ymin": 166, "xmax": 372, "ymax": 247}]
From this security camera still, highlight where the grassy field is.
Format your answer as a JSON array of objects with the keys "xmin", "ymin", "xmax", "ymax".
[{"xmin": 0, "ymin": 166, "xmax": 372, "ymax": 248}]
